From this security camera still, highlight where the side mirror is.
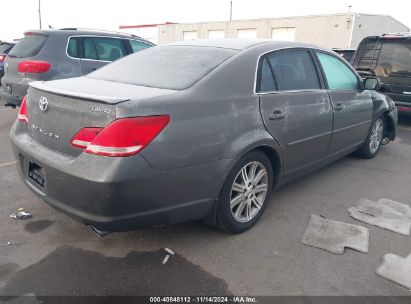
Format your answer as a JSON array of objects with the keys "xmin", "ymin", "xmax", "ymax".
[{"xmin": 364, "ymin": 77, "xmax": 382, "ymax": 91}]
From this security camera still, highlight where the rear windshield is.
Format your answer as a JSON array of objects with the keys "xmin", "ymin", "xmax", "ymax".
[
  {"xmin": 87, "ymin": 46, "xmax": 238, "ymax": 90},
  {"xmin": 0, "ymin": 43, "xmax": 14, "ymax": 54},
  {"xmin": 8, "ymin": 34, "xmax": 48, "ymax": 58}
]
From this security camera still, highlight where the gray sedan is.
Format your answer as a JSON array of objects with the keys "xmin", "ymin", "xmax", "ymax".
[{"xmin": 10, "ymin": 40, "xmax": 397, "ymax": 234}]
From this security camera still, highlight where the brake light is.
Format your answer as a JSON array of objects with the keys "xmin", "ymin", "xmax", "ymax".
[
  {"xmin": 0, "ymin": 54, "xmax": 6, "ymax": 62},
  {"xmin": 18, "ymin": 61, "xmax": 51, "ymax": 74},
  {"xmin": 70, "ymin": 116, "xmax": 170, "ymax": 157},
  {"xmin": 18, "ymin": 96, "xmax": 29, "ymax": 124}
]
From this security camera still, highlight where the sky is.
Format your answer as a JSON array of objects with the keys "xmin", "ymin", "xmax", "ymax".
[{"xmin": 0, "ymin": 0, "xmax": 410, "ymax": 41}]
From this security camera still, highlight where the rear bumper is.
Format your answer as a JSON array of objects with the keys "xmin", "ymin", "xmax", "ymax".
[{"xmin": 10, "ymin": 122, "xmax": 234, "ymax": 231}]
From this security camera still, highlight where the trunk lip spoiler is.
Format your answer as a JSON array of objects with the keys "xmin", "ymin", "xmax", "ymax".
[{"xmin": 29, "ymin": 81, "xmax": 130, "ymax": 104}]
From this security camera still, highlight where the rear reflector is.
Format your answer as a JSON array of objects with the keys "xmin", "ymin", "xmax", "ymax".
[
  {"xmin": 0, "ymin": 54, "xmax": 6, "ymax": 62},
  {"xmin": 18, "ymin": 61, "xmax": 51, "ymax": 74},
  {"xmin": 70, "ymin": 115, "xmax": 170, "ymax": 157},
  {"xmin": 398, "ymin": 107, "xmax": 411, "ymax": 112},
  {"xmin": 18, "ymin": 96, "xmax": 29, "ymax": 124}
]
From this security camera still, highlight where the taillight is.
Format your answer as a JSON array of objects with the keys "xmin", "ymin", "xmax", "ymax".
[
  {"xmin": 70, "ymin": 116, "xmax": 170, "ymax": 157},
  {"xmin": 0, "ymin": 54, "xmax": 6, "ymax": 62},
  {"xmin": 18, "ymin": 95, "xmax": 29, "ymax": 124},
  {"xmin": 18, "ymin": 61, "xmax": 51, "ymax": 74}
]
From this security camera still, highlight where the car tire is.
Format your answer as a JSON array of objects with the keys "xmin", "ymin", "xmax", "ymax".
[
  {"xmin": 357, "ymin": 116, "xmax": 385, "ymax": 159},
  {"xmin": 217, "ymin": 150, "xmax": 273, "ymax": 233}
]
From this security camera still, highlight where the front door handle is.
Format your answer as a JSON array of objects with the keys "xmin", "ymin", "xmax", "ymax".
[
  {"xmin": 268, "ymin": 110, "xmax": 286, "ymax": 120},
  {"xmin": 334, "ymin": 103, "xmax": 345, "ymax": 111}
]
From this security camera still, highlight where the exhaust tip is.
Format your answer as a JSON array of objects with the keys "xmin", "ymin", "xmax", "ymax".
[{"xmin": 90, "ymin": 226, "xmax": 111, "ymax": 238}]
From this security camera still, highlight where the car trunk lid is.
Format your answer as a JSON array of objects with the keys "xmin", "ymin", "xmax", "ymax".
[{"xmin": 26, "ymin": 77, "xmax": 176, "ymax": 157}]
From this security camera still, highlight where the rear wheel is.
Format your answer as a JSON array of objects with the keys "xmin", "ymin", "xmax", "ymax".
[
  {"xmin": 357, "ymin": 117, "xmax": 385, "ymax": 159},
  {"xmin": 217, "ymin": 151, "xmax": 273, "ymax": 233}
]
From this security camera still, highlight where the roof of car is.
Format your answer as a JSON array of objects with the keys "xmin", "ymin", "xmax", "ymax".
[
  {"xmin": 23, "ymin": 28, "xmax": 151, "ymax": 41},
  {"xmin": 165, "ymin": 39, "xmax": 317, "ymax": 50}
]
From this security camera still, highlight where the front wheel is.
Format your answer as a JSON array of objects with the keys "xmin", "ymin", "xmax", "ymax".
[
  {"xmin": 217, "ymin": 150, "xmax": 273, "ymax": 233},
  {"xmin": 357, "ymin": 117, "xmax": 385, "ymax": 159}
]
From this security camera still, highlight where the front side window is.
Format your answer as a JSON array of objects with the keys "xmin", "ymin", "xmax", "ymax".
[
  {"xmin": 264, "ymin": 50, "xmax": 321, "ymax": 91},
  {"xmin": 129, "ymin": 40, "xmax": 152, "ymax": 53},
  {"xmin": 317, "ymin": 52, "xmax": 359, "ymax": 90}
]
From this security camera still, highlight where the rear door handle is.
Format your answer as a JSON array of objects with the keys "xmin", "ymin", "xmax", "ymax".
[
  {"xmin": 333, "ymin": 103, "xmax": 345, "ymax": 111},
  {"xmin": 268, "ymin": 110, "xmax": 286, "ymax": 120}
]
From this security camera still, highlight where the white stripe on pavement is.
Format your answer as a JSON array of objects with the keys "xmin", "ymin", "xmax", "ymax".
[{"xmin": 0, "ymin": 161, "xmax": 16, "ymax": 168}]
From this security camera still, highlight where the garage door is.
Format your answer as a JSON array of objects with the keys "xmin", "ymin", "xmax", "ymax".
[
  {"xmin": 271, "ymin": 28, "xmax": 296, "ymax": 41},
  {"xmin": 183, "ymin": 31, "xmax": 198, "ymax": 41},
  {"xmin": 237, "ymin": 29, "xmax": 257, "ymax": 39},
  {"xmin": 208, "ymin": 30, "xmax": 225, "ymax": 39}
]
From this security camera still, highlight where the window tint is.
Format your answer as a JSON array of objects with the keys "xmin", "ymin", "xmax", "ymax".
[
  {"xmin": 375, "ymin": 41, "xmax": 411, "ymax": 77},
  {"xmin": 88, "ymin": 46, "xmax": 238, "ymax": 90},
  {"xmin": 8, "ymin": 34, "xmax": 47, "ymax": 58},
  {"xmin": 266, "ymin": 50, "xmax": 321, "ymax": 91},
  {"xmin": 92, "ymin": 37, "xmax": 127, "ymax": 61},
  {"xmin": 258, "ymin": 58, "xmax": 276, "ymax": 92},
  {"xmin": 83, "ymin": 38, "xmax": 98, "ymax": 60},
  {"xmin": 67, "ymin": 37, "xmax": 80, "ymax": 58},
  {"xmin": 317, "ymin": 52, "xmax": 359, "ymax": 90},
  {"xmin": 129, "ymin": 40, "xmax": 152, "ymax": 53}
]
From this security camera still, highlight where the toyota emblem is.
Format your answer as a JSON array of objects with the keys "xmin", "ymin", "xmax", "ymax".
[{"xmin": 39, "ymin": 97, "xmax": 48, "ymax": 111}]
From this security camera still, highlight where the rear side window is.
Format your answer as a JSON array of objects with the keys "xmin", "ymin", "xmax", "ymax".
[
  {"xmin": 83, "ymin": 38, "xmax": 98, "ymax": 60},
  {"xmin": 317, "ymin": 52, "xmax": 359, "ymax": 90},
  {"xmin": 258, "ymin": 58, "xmax": 276, "ymax": 92},
  {"xmin": 67, "ymin": 37, "xmax": 80, "ymax": 58},
  {"xmin": 92, "ymin": 37, "xmax": 127, "ymax": 61},
  {"xmin": 129, "ymin": 40, "xmax": 152, "ymax": 53},
  {"xmin": 8, "ymin": 34, "xmax": 47, "ymax": 58},
  {"xmin": 264, "ymin": 50, "xmax": 321, "ymax": 91},
  {"xmin": 375, "ymin": 40, "xmax": 411, "ymax": 77}
]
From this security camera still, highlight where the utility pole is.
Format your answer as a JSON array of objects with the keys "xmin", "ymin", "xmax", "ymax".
[
  {"xmin": 229, "ymin": 1, "xmax": 233, "ymax": 21},
  {"xmin": 38, "ymin": 0, "xmax": 42, "ymax": 29}
]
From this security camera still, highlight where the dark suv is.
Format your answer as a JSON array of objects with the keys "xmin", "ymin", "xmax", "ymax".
[
  {"xmin": 0, "ymin": 41, "xmax": 15, "ymax": 81},
  {"xmin": 352, "ymin": 33, "xmax": 411, "ymax": 112},
  {"xmin": 1, "ymin": 29, "xmax": 154, "ymax": 107}
]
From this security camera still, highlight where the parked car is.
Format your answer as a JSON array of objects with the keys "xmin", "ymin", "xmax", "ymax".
[
  {"xmin": 10, "ymin": 40, "xmax": 397, "ymax": 234},
  {"xmin": 1, "ymin": 29, "xmax": 154, "ymax": 107},
  {"xmin": 0, "ymin": 41, "xmax": 15, "ymax": 82},
  {"xmin": 352, "ymin": 33, "xmax": 411, "ymax": 112},
  {"xmin": 332, "ymin": 48, "xmax": 356, "ymax": 64}
]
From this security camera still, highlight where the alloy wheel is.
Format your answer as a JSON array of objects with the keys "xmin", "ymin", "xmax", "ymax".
[
  {"xmin": 369, "ymin": 119, "xmax": 383, "ymax": 154},
  {"xmin": 230, "ymin": 161, "xmax": 268, "ymax": 223}
]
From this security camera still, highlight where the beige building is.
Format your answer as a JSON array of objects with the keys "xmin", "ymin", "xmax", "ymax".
[{"xmin": 152, "ymin": 13, "xmax": 409, "ymax": 48}]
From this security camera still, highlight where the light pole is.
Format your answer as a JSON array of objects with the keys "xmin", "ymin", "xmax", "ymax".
[
  {"xmin": 38, "ymin": 0, "xmax": 42, "ymax": 29},
  {"xmin": 230, "ymin": 1, "xmax": 232, "ymax": 21}
]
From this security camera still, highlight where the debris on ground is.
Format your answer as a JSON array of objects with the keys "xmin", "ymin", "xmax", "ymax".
[
  {"xmin": 10, "ymin": 208, "xmax": 32, "ymax": 220},
  {"xmin": 376, "ymin": 252, "xmax": 411, "ymax": 290},
  {"xmin": 348, "ymin": 198, "xmax": 411, "ymax": 235},
  {"xmin": 301, "ymin": 214, "xmax": 369, "ymax": 254},
  {"xmin": 165, "ymin": 248, "xmax": 175, "ymax": 255},
  {"xmin": 162, "ymin": 255, "xmax": 170, "ymax": 265}
]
